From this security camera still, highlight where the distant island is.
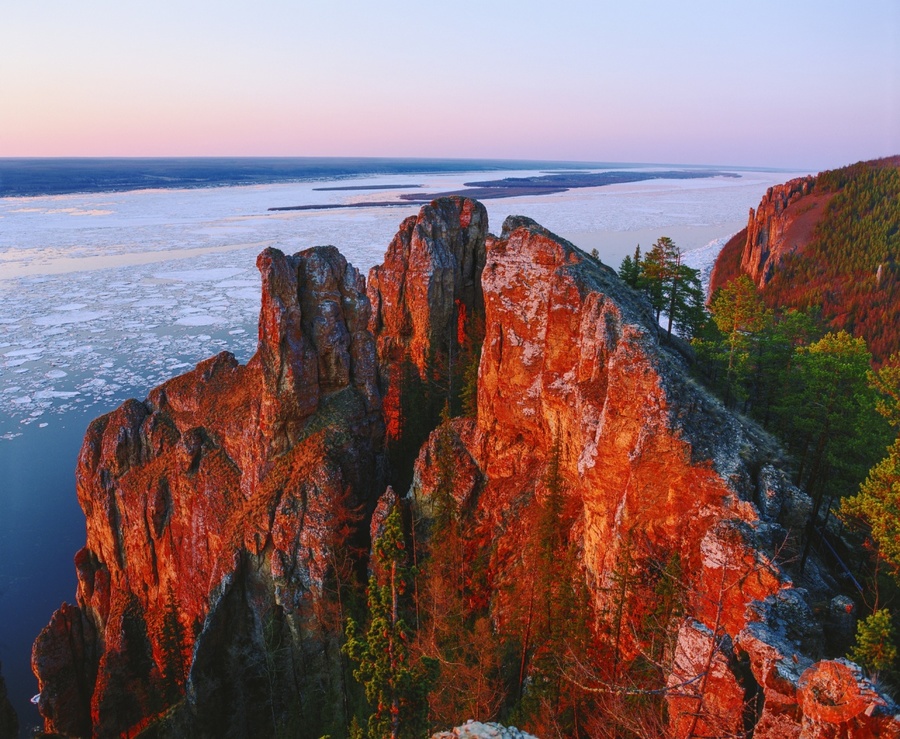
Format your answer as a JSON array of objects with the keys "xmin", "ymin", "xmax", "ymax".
[{"xmin": 269, "ymin": 169, "xmax": 738, "ymax": 211}]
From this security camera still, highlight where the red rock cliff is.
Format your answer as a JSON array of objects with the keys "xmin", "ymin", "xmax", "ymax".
[
  {"xmin": 368, "ymin": 196, "xmax": 487, "ymax": 449},
  {"xmin": 709, "ymin": 174, "xmax": 828, "ymax": 295},
  {"xmin": 32, "ymin": 246, "xmax": 384, "ymax": 738},
  {"xmin": 410, "ymin": 214, "xmax": 899, "ymax": 737}
]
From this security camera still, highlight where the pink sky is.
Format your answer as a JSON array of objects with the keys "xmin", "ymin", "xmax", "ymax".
[{"xmin": 2, "ymin": 1, "xmax": 898, "ymax": 169}]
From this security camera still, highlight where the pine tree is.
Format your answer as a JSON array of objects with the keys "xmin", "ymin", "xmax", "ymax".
[
  {"xmin": 668, "ymin": 263, "xmax": 707, "ymax": 339},
  {"xmin": 849, "ymin": 609, "xmax": 897, "ymax": 679},
  {"xmin": 344, "ymin": 505, "xmax": 436, "ymax": 739},
  {"xmin": 641, "ymin": 238, "xmax": 677, "ymax": 324},
  {"xmin": 780, "ymin": 331, "xmax": 886, "ymax": 570},
  {"xmin": 509, "ymin": 436, "xmax": 594, "ymax": 736},
  {"xmin": 709, "ymin": 275, "xmax": 769, "ymax": 405},
  {"xmin": 619, "ymin": 245, "xmax": 642, "ymax": 288},
  {"xmin": 637, "ymin": 238, "xmax": 706, "ymax": 339},
  {"xmin": 413, "ymin": 415, "xmax": 506, "ymax": 726},
  {"xmin": 840, "ymin": 353, "xmax": 900, "ymax": 574}
]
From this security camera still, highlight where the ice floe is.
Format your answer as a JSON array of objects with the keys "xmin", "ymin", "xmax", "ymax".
[{"xmin": 34, "ymin": 310, "xmax": 108, "ymax": 326}]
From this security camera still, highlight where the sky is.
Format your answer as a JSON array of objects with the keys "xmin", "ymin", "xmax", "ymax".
[{"xmin": 1, "ymin": 0, "xmax": 898, "ymax": 169}]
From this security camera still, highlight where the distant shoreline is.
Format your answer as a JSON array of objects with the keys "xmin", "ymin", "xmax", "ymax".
[
  {"xmin": 0, "ymin": 158, "xmax": 773, "ymax": 199},
  {"xmin": 269, "ymin": 201, "xmax": 418, "ymax": 212},
  {"xmin": 0, "ymin": 157, "xmax": 613, "ymax": 198}
]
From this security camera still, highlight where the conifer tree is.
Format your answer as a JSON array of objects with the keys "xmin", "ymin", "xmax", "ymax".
[
  {"xmin": 618, "ymin": 245, "xmax": 643, "ymax": 288},
  {"xmin": 641, "ymin": 238, "xmax": 677, "ymax": 324},
  {"xmin": 709, "ymin": 275, "xmax": 769, "ymax": 405},
  {"xmin": 344, "ymin": 505, "xmax": 436, "ymax": 739},
  {"xmin": 414, "ymin": 414, "xmax": 505, "ymax": 726},
  {"xmin": 671, "ymin": 263, "xmax": 707, "ymax": 339},
  {"xmin": 632, "ymin": 237, "xmax": 707, "ymax": 339},
  {"xmin": 849, "ymin": 609, "xmax": 897, "ymax": 679},
  {"xmin": 510, "ymin": 436, "xmax": 593, "ymax": 736},
  {"xmin": 841, "ymin": 353, "xmax": 900, "ymax": 574}
]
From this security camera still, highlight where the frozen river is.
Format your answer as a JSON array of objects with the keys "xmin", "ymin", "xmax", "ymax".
[{"xmin": 0, "ymin": 165, "xmax": 805, "ymax": 732}]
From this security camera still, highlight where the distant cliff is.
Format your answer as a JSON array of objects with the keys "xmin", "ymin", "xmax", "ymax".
[
  {"xmin": 709, "ymin": 157, "xmax": 900, "ymax": 361},
  {"xmin": 33, "ymin": 197, "xmax": 900, "ymax": 737}
]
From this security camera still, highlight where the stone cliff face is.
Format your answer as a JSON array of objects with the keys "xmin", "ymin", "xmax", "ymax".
[
  {"xmin": 32, "ymin": 197, "xmax": 899, "ymax": 738},
  {"xmin": 417, "ymin": 215, "xmax": 779, "ymax": 621},
  {"xmin": 32, "ymin": 246, "xmax": 384, "ymax": 738},
  {"xmin": 709, "ymin": 175, "xmax": 828, "ymax": 295},
  {"xmin": 368, "ymin": 196, "xmax": 487, "ymax": 455},
  {"xmin": 709, "ymin": 158, "xmax": 900, "ymax": 362},
  {"xmin": 741, "ymin": 175, "xmax": 820, "ymax": 287},
  {"xmin": 409, "ymin": 212, "xmax": 899, "ymax": 737},
  {"xmin": 368, "ymin": 195, "xmax": 487, "ymax": 381}
]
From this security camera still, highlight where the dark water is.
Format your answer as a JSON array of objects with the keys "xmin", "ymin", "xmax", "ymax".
[
  {"xmin": 0, "ymin": 157, "xmax": 611, "ymax": 198},
  {"xmin": 0, "ymin": 403, "xmax": 119, "ymax": 735}
]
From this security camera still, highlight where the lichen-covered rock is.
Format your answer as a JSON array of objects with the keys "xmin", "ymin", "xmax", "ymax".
[
  {"xmin": 797, "ymin": 660, "xmax": 900, "ymax": 738},
  {"xmin": 32, "ymin": 199, "xmax": 898, "ymax": 738},
  {"xmin": 431, "ymin": 720, "xmax": 538, "ymax": 739},
  {"xmin": 32, "ymin": 246, "xmax": 385, "ymax": 738},
  {"xmin": 434, "ymin": 215, "xmax": 787, "ymax": 627},
  {"xmin": 411, "ymin": 417, "xmax": 480, "ymax": 520},
  {"xmin": 666, "ymin": 620, "xmax": 745, "ymax": 739}
]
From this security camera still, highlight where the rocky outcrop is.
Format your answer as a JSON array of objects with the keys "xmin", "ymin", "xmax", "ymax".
[
  {"xmin": 368, "ymin": 196, "xmax": 487, "ymax": 450},
  {"xmin": 710, "ymin": 175, "xmax": 828, "ymax": 294},
  {"xmin": 368, "ymin": 195, "xmax": 487, "ymax": 379},
  {"xmin": 709, "ymin": 158, "xmax": 900, "ymax": 360},
  {"xmin": 417, "ymin": 215, "xmax": 780, "ymax": 618},
  {"xmin": 32, "ymin": 246, "xmax": 385, "ymax": 738},
  {"xmin": 408, "ymin": 213, "xmax": 898, "ymax": 737},
  {"xmin": 741, "ymin": 175, "xmax": 819, "ymax": 287},
  {"xmin": 669, "ymin": 591, "xmax": 900, "ymax": 738},
  {"xmin": 706, "ymin": 227, "xmax": 747, "ymax": 298},
  {"xmin": 0, "ymin": 662, "xmax": 17, "ymax": 739}
]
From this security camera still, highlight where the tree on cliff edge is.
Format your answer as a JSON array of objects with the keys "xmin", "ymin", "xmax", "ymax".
[{"xmin": 620, "ymin": 238, "xmax": 706, "ymax": 339}]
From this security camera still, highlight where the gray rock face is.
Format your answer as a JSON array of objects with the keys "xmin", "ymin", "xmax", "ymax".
[
  {"xmin": 825, "ymin": 594, "xmax": 857, "ymax": 653},
  {"xmin": 755, "ymin": 463, "xmax": 812, "ymax": 532},
  {"xmin": 432, "ymin": 720, "xmax": 539, "ymax": 739}
]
